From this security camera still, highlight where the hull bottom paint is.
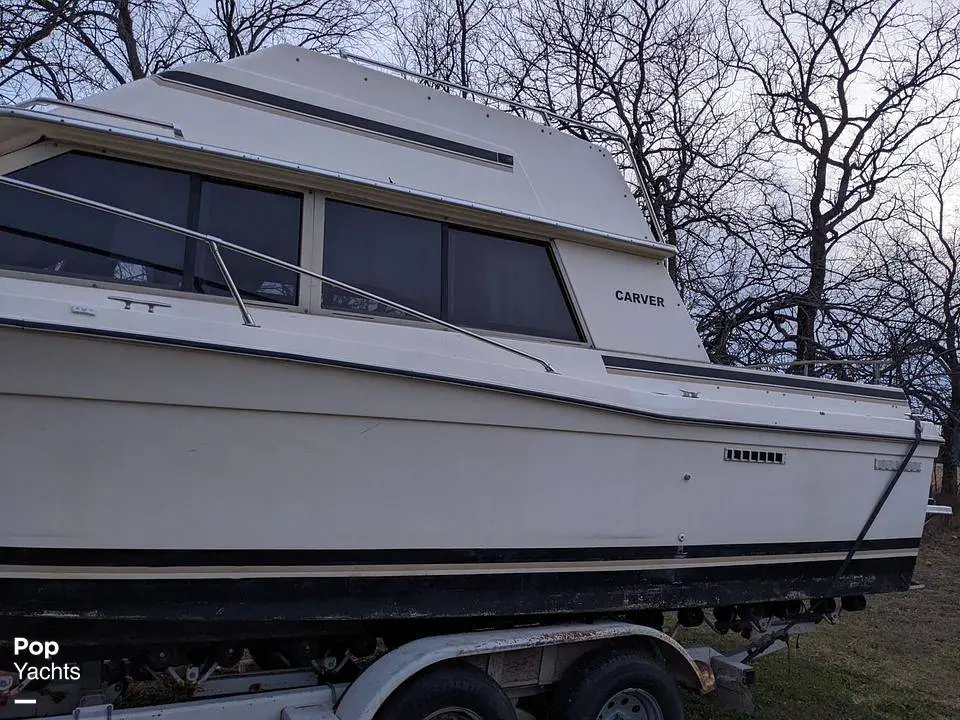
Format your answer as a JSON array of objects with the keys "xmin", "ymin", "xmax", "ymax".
[{"xmin": 0, "ymin": 553, "xmax": 915, "ymax": 647}]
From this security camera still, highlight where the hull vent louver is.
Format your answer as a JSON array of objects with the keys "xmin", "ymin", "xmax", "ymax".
[{"xmin": 724, "ymin": 448, "xmax": 785, "ymax": 464}]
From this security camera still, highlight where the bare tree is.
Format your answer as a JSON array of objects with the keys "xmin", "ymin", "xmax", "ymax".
[
  {"xmin": 178, "ymin": 0, "xmax": 381, "ymax": 61},
  {"xmin": 0, "ymin": 1, "xmax": 79, "ymax": 101},
  {"xmin": 387, "ymin": 0, "xmax": 502, "ymax": 93},
  {"xmin": 0, "ymin": 0, "xmax": 383, "ymax": 102},
  {"xmin": 0, "ymin": 1, "xmax": 193, "ymax": 99},
  {"xmin": 732, "ymin": 0, "xmax": 960, "ymax": 373},
  {"xmin": 866, "ymin": 137, "xmax": 960, "ymax": 494}
]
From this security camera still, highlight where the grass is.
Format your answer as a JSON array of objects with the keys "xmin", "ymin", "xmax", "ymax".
[{"xmin": 680, "ymin": 498, "xmax": 960, "ymax": 720}]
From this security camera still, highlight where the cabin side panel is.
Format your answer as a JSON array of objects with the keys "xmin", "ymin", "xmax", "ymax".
[
  {"xmin": 556, "ymin": 240, "xmax": 708, "ymax": 361},
  {"xmin": 68, "ymin": 47, "xmax": 656, "ymax": 247}
]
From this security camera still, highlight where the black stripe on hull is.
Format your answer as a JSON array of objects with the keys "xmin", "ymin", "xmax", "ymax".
[
  {"xmin": 602, "ymin": 355, "xmax": 906, "ymax": 401},
  {"xmin": 0, "ymin": 319, "xmax": 929, "ymax": 444},
  {"xmin": 0, "ymin": 556, "xmax": 915, "ymax": 647},
  {"xmin": 0, "ymin": 537, "xmax": 920, "ymax": 567}
]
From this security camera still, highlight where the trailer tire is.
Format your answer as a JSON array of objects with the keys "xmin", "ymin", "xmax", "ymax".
[
  {"xmin": 554, "ymin": 648, "xmax": 684, "ymax": 720},
  {"xmin": 376, "ymin": 660, "xmax": 516, "ymax": 720}
]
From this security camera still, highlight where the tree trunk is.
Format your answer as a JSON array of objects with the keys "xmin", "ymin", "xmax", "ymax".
[
  {"xmin": 456, "ymin": 0, "xmax": 468, "ymax": 97},
  {"xmin": 115, "ymin": 0, "xmax": 145, "ymax": 80},
  {"xmin": 941, "ymin": 379, "xmax": 960, "ymax": 496},
  {"xmin": 662, "ymin": 202, "xmax": 678, "ymax": 285},
  {"xmin": 793, "ymin": 228, "xmax": 828, "ymax": 373}
]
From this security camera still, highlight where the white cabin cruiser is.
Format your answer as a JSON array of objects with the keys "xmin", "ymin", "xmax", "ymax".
[{"xmin": 0, "ymin": 47, "xmax": 940, "ymax": 664}]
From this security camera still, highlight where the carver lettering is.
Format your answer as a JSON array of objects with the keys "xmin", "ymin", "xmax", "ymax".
[{"xmin": 615, "ymin": 290, "xmax": 665, "ymax": 307}]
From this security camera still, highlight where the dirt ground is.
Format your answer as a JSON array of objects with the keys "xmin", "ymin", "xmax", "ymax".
[{"xmin": 682, "ymin": 497, "xmax": 960, "ymax": 720}]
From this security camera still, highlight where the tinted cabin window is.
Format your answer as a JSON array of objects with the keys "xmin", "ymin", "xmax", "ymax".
[
  {"xmin": 0, "ymin": 152, "xmax": 302, "ymax": 305},
  {"xmin": 448, "ymin": 228, "xmax": 580, "ymax": 341},
  {"xmin": 0, "ymin": 153, "xmax": 190, "ymax": 288},
  {"xmin": 322, "ymin": 201, "xmax": 442, "ymax": 318},
  {"xmin": 321, "ymin": 200, "xmax": 581, "ymax": 341},
  {"xmin": 196, "ymin": 180, "xmax": 301, "ymax": 304}
]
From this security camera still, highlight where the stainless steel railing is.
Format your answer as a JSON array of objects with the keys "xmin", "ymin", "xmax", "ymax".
[
  {"xmin": 0, "ymin": 174, "xmax": 557, "ymax": 373},
  {"xmin": 14, "ymin": 97, "xmax": 184, "ymax": 137},
  {"xmin": 742, "ymin": 358, "xmax": 885, "ymax": 382},
  {"xmin": 338, "ymin": 52, "xmax": 668, "ymax": 247}
]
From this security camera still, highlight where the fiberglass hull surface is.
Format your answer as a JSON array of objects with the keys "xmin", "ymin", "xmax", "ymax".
[{"xmin": 0, "ymin": 324, "xmax": 934, "ymax": 645}]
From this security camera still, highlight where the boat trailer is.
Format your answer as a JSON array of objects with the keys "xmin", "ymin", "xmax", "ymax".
[{"xmin": 0, "ymin": 617, "xmax": 828, "ymax": 720}]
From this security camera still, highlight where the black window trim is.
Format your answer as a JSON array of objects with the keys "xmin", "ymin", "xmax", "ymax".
[
  {"xmin": 0, "ymin": 149, "xmax": 308, "ymax": 307},
  {"xmin": 320, "ymin": 198, "xmax": 586, "ymax": 344}
]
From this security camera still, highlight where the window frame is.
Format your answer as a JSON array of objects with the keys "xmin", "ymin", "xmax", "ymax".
[
  {"xmin": 189, "ymin": 169, "xmax": 306, "ymax": 306},
  {"xmin": 0, "ymin": 143, "xmax": 313, "ymax": 311},
  {"xmin": 317, "ymin": 196, "xmax": 586, "ymax": 345},
  {"xmin": 0, "ymin": 143, "xmax": 592, "ymax": 346},
  {"xmin": 319, "ymin": 196, "xmax": 445, "ymax": 320}
]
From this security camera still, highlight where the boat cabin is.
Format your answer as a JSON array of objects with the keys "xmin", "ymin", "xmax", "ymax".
[{"xmin": 0, "ymin": 45, "xmax": 707, "ymax": 364}]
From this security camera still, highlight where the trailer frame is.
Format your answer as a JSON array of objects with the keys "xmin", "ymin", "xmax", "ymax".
[{"xmin": 1, "ymin": 618, "xmax": 833, "ymax": 720}]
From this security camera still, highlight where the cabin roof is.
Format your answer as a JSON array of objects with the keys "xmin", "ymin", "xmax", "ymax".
[{"xmin": 0, "ymin": 46, "xmax": 665, "ymax": 255}]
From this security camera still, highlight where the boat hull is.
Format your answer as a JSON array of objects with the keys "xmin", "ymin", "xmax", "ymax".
[
  {"xmin": 2, "ymin": 554, "xmax": 916, "ymax": 646},
  {"xmin": 0, "ymin": 324, "xmax": 935, "ymax": 647}
]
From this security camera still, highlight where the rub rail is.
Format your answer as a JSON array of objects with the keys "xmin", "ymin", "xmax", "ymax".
[{"xmin": 0, "ymin": 174, "xmax": 557, "ymax": 374}]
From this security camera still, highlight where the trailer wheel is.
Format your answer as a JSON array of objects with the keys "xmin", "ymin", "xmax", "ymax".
[
  {"xmin": 376, "ymin": 660, "xmax": 516, "ymax": 720},
  {"xmin": 554, "ymin": 648, "xmax": 684, "ymax": 720}
]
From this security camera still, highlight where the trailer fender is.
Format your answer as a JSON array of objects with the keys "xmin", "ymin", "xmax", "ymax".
[{"xmin": 335, "ymin": 621, "xmax": 712, "ymax": 720}]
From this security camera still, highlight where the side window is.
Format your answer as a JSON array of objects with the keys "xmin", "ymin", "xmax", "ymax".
[
  {"xmin": 195, "ymin": 180, "xmax": 301, "ymax": 305},
  {"xmin": 321, "ymin": 200, "xmax": 442, "ymax": 318},
  {"xmin": 320, "ymin": 199, "xmax": 581, "ymax": 342},
  {"xmin": 447, "ymin": 228, "xmax": 581, "ymax": 341},
  {"xmin": 0, "ymin": 153, "xmax": 191, "ymax": 288},
  {"xmin": 0, "ymin": 152, "xmax": 303, "ymax": 305}
]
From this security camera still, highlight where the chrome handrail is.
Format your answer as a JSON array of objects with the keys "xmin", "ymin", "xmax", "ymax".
[
  {"xmin": 741, "ymin": 358, "xmax": 885, "ymax": 382},
  {"xmin": 14, "ymin": 97, "xmax": 184, "ymax": 138},
  {"xmin": 0, "ymin": 174, "xmax": 557, "ymax": 373},
  {"xmin": 337, "ymin": 51, "xmax": 667, "ymax": 246}
]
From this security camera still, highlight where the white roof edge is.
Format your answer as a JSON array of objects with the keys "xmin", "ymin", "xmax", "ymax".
[{"xmin": 0, "ymin": 108, "xmax": 675, "ymax": 260}]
